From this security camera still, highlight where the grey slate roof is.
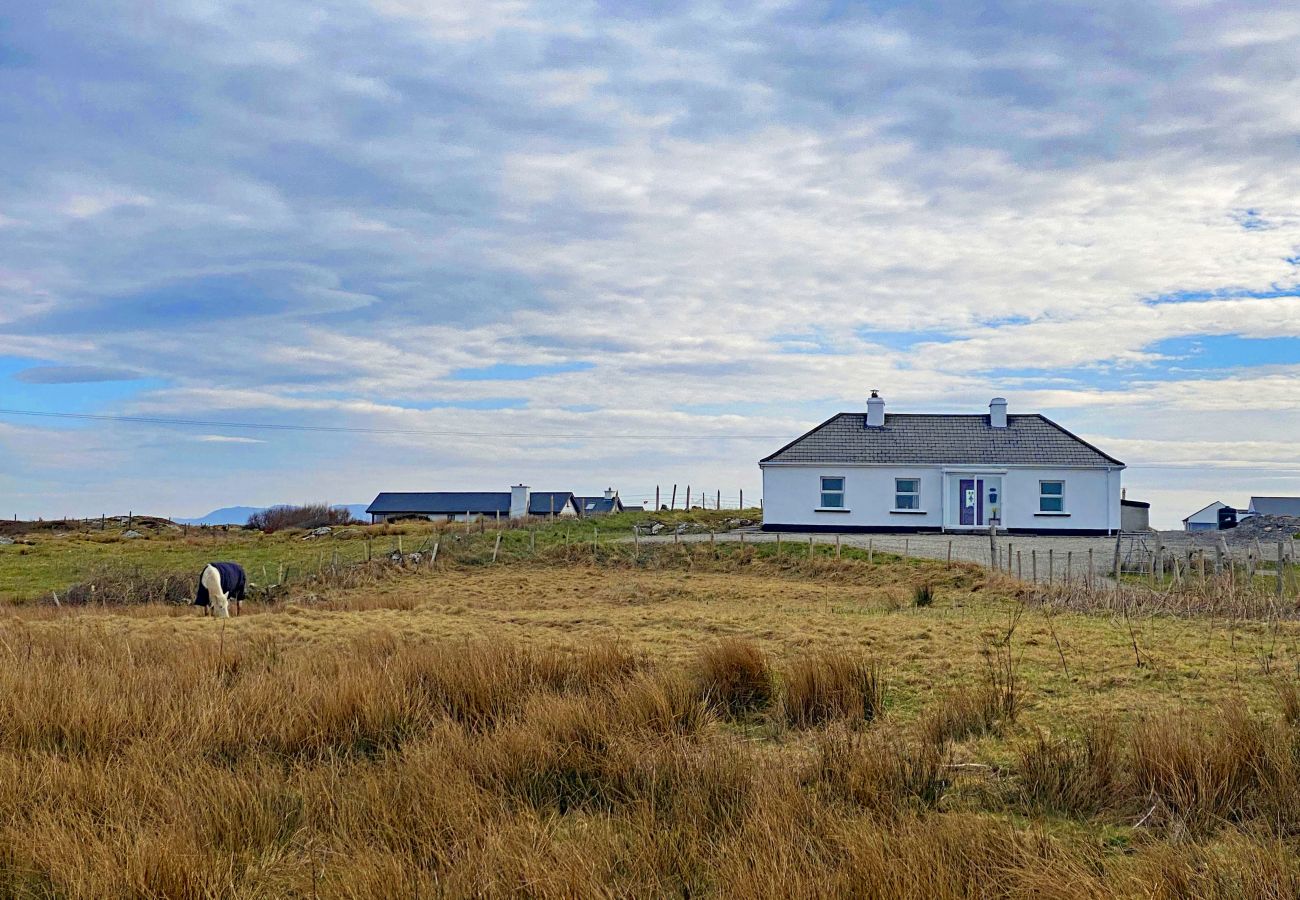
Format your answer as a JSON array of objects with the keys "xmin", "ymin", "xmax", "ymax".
[
  {"xmin": 574, "ymin": 496, "xmax": 625, "ymax": 515},
  {"xmin": 367, "ymin": 492, "xmax": 510, "ymax": 515},
  {"xmin": 366, "ymin": 491, "xmax": 578, "ymax": 516},
  {"xmin": 1249, "ymin": 496, "xmax": 1300, "ymax": 516},
  {"xmin": 529, "ymin": 492, "xmax": 576, "ymax": 515},
  {"xmin": 761, "ymin": 414, "xmax": 1124, "ymax": 467}
]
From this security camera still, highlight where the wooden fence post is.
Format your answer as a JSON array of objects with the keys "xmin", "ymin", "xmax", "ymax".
[
  {"xmin": 1279, "ymin": 542, "xmax": 1286, "ymax": 601},
  {"xmin": 492, "ymin": 532, "xmax": 502, "ymax": 563},
  {"xmin": 1017, "ymin": 551, "xmax": 1022, "ymax": 580},
  {"xmin": 655, "ymin": 486, "xmax": 660, "ymax": 510},
  {"xmin": 685, "ymin": 485, "xmax": 691, "ymax": 509},
  {"xmin": 835, "ymin": 534, "xmax": 840, "ymax": 559},
  {"xmin": 1048, "ymin": 549, "xmax": 1054, "ymax": 583},
  {"xmin": 671, "ymin": 485, "xmax": 677, "ymax": 510},
  {"xmin": 1032, "ymin": 549, "xmax": 1038, "ymax": 583},
  {"xmin": 946, "ymin": 541, "xmax": 952, "ymax": 567}
]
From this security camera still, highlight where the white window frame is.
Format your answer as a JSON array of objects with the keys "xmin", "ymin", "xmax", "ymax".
[
  {"xmin": 818, "ymin": 476, "xmax": 846, "ymax": 510},
  {"xmin": 1038, "ymin": 480, "xmax": 1065, "ymax": 513},
  {"xmin": 894, "ymin": 477, "xmax": 921, "ymax": 511}
]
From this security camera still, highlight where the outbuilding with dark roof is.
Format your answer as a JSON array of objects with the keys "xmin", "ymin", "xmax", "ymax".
[
  {"xmin": 366, "ymin": 486, "xmax": 579, "ymax": 523},
  {"xmin": 760, "ymin": 394, "xmax": 1125, "ymax": 535}
]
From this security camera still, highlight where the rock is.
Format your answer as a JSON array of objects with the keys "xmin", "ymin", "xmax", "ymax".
[
  {"xmin": 122, "ymin": 530, "xmax": 143, "ymax": 539},
  {"xmin": 0, "ymin": 536, "xmax": 13, "ymax": 545},
  {"xmin": 650, "ymin": 522, "xmax": 665, "ymax": 535},
  {"xmin": 674, "ymin": 523, "xmax": 690, "ymax": 535},
  {"xmin": 301, "ymin": 526, "xmax": 333, "ymax": 540}
]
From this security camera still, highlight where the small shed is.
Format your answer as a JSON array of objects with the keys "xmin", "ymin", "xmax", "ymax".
[
  {"xmin": 1183, "ymin": 501, "xmax": 1228, "ymax": 532},
  {"xmin": 1120, "ymin": 498, "xmax": 1151, "ymax": 532}
]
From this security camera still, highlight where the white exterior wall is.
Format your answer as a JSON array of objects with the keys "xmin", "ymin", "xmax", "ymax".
[
  {"xmin": 1184, "ymin": 501, "xmax": 1227, "ymax": 531},
  {"xmin": 997, "ymin": 467, "xmax": 1119, "ymax": 532},
  {"xmin": 761, "ymin": 465, "xmax": 946, "ymax": 530},
  {"xmin": 761, "ymin": 464, "xmax": 1121, "ymax": 533}
]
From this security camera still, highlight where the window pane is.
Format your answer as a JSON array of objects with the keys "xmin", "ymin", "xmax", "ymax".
[
  {"xmin": 821, "ymin": 492, "xmax": 844, "ymax": 508},
  {"xmin": 821, "ymin": 477, "xmax": 844, "ymax": 491},
  {"xmin": 896, "ymin": 494, "xmax": 917, "ymax": 510},
  {"xmin": 1040, "ymin": 496, "xmax": 1064, "ymax": 512},
  {"xmin": 896, "ymin": 479, "xmax": 918, "ymax": 493},
  {"xmin": 1041, "ymin": 482, "xmax": 1063, "ymax": 495}
]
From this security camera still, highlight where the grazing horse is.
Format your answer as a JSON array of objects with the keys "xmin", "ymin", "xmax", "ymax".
[{"xmin": 195, "ymin": 562, "xmax": 247, "ymax": 618}]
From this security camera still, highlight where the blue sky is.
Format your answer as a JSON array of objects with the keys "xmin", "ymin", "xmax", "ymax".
[{"xmin": 1, "ymin": 1, "xmax": 1299, "ymax": 525}]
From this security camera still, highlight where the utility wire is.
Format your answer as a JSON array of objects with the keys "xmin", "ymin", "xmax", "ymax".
[{"xmin": 0, "ymin": 408, "xmax": 787, "ymax": 441}]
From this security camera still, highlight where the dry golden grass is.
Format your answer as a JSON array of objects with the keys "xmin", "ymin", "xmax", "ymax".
[{"xmin": 4, "ymin": 551, "xmax": 1300, "ymax": 896}]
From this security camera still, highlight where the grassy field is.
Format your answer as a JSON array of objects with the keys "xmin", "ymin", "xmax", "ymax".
[
  {"xmin": 0, "ymin": 508, "xmax": 750, "ymax": 602},
  {"xmin": 3, "ymin": 530, "xmax": 1300, "ymax": 896}
]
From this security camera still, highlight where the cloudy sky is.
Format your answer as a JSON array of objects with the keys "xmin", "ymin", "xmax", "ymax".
[{"xmin": 1, "ymin": 1, "xmax": 1298, "ymax": 525}]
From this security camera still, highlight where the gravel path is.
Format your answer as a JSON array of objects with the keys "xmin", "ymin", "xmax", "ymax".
[{"xmin": 637, "ymin": 529, "xmax": 1298, "ymax": 582}]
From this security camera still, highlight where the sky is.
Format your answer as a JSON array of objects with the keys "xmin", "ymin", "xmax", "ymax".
[{"xmin": 1, "ymin": 1, "xmax": 1298, "ymax": 527}]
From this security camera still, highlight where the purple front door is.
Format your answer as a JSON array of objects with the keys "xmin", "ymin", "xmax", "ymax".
[{"xmin": 959, "ymin": 478, "xmax": 984, "ymax": 526}]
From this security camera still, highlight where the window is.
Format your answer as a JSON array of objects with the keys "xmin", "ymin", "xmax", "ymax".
[
  {"xmin": 895, "ymin": 478, "xmax": 920, "ymax": 510},
  {"xmin": 1039, "ymin": 481, "xmax": 1064, "ymax": 512},
  {"xmin": 820, "ymin": 476, "xmax": 845, "ymax": 509}
]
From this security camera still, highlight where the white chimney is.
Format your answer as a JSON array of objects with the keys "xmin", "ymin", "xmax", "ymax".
[
  {"xmin": 866, "ymin": 390, "xmax": 885, "ymax": 427},
  {"xmin": 510, "ymin": 484, "xmax": 531, "ymax": 519},
  {"xmin": 989, "ymin": 397, "xmax": 1008, "ymax": 428},
  {"xmin": 603, "ymin": 487, "xmax": 616, "ymax": 500}
]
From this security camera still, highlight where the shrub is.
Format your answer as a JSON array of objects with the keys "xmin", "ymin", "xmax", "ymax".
[
  {"xmin": 246, "ymin": 504, "xmax": 358, "ymax": 533},
  {"xmin": 694, "ymin": 639, "xmax": 774, "ymax": 717},
  {"xmin": 782, "ymin": 652, "xmax": 883, "ymax": 728}
]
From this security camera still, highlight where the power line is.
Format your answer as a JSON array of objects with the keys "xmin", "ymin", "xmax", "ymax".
[{"xmin": 0, "ymin": 408, "xmax": 788, "ymax": 441}]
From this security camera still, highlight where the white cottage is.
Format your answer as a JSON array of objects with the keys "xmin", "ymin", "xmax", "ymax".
[{"xmin": 760, "ymin": 394, "xmax": 1124, "ymax": 535}]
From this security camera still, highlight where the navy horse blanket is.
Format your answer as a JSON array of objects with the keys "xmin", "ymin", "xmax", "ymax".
[{"xmin": 195, "ymin": 562, "xmax": 246, "ymax": 607}]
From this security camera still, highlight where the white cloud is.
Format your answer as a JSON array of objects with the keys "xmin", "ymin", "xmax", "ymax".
[{"xmin": 193, "ymin": 434, "xmax": 267, "ymax": 444}]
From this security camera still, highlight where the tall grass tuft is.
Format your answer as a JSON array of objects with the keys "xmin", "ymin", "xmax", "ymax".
[
  {"xmin": 912, "ymin": 583, "xmax": 935, "ymax": 608},
  {"xmin": 694, "ymin": 638, "xmax": 774, "ymax": 717},
  {"xmin": 1016, "ymin": 724, "xmax": 1122, "ymax": 816},
  {"xmin": 782, "ymin": 652, "xmax": 883, "ymax": 728}
]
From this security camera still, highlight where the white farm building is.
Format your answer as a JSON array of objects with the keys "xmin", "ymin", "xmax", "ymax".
[
  {"xmin": 760, "ymin": 394, "xmax": 1125, "ymax": 535},
  {"xmin": 1183, "ymin": 501, "xmax": 1229, "ymax": 532}
]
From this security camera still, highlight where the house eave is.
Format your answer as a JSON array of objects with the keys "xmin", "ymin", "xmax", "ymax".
[{"xmin": 760, "ymin": 461, "xmax": 1126, "ymax": 471}]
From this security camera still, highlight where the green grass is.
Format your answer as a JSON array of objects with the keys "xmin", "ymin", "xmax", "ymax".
[{"xmin": 0, "ymin": 509, "xmax": 763, "ymax": 602}]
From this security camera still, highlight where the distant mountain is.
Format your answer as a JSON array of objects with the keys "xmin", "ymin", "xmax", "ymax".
[
  {"xmin": 175, "ymin": 506, "xmax": 266, "ymax": 526},
  {"xmin": 176, "ymin": 504, "xmax": 370, "ymax": 526}
]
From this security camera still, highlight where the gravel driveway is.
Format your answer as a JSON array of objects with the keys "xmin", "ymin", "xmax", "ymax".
[{"xmin": 637, "ymin": 529, "xmax": 1298, "ymax": 583}]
